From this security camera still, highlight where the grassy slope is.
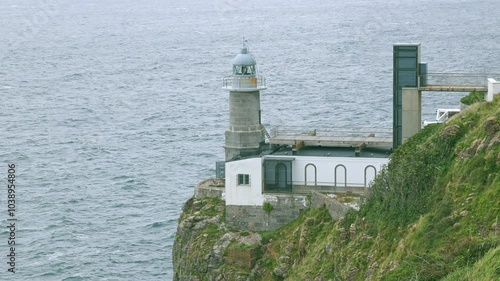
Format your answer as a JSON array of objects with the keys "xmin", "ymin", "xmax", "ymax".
[{"xmin": 253, "ymin": 96, "xmax": 499, "ymax": 280}]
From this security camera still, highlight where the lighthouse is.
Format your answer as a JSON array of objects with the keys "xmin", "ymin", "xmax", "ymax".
[{"xmin": 223, "ymin": 45, "xmax": 267, "ymax": 161}]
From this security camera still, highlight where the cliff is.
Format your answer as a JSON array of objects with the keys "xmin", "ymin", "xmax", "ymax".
[{"xmin": 173, "ymin": 95, "xmax": 500, "ymax": 280}]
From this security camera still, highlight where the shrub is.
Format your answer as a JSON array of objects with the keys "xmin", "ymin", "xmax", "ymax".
[
  {"xmin": 263, "ymin": 202, "xmax": 274, "ymax": 214},
  {"xmin": 460, "ymin": 91, "xmax": 483, "ymax": 105}
]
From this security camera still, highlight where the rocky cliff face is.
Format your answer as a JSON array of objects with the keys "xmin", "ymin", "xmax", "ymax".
[
  {"xmin": 173, "ymin": 196, "xmax": 343, "ymax": 281},
  {"xmin": 173, "ymin": 197, "xmax": 265, "ymax": 281}
]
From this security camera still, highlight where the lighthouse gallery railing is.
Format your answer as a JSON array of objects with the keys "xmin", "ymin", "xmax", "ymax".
[{"xmin": 222, "ymin": 75, "xmax": 266, "ymax": 89}]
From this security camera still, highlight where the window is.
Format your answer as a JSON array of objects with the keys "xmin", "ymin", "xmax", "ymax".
[
  {"xmin": 232, "ymin": 65, "xmax": 255, "ymax": 75},
  {"xmin": 237, "ymin": 174, "xmax": 250, "ymax": 185},
  {"xmin": 233, "ymin": 65, "xmax": 242, "ymax": 75}
]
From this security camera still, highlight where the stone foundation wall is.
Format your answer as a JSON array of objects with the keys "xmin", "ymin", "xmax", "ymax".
[
  {"xmin": 226, "ymin": 194, "xmax": 309, "ymax": 231},
  {"xmin": 194, "ymin": 179, "xmax": 354, "ymax": 231},
  {"xmin": 310, "ymin": 191, "xmax": 351, "ymax": 219},
  {"xmin": 194, "ymin": 178, "xmax": 225, "ymax": 200},
  {"xmin": 195, "ymin": 187, "xmax": 225, "ymax": 199}
]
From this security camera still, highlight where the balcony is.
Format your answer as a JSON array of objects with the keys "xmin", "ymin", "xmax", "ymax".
[{"xmin": 222, "ymin": 75, "xmax": 267, "ymax": 92}]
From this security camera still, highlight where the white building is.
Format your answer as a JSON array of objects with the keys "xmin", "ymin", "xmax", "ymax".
[{"xmin": 225, "ymin": 152, "xmax": 390, "ymax": 207}]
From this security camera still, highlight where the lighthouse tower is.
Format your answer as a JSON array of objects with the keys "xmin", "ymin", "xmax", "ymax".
[{"xmin": 223, "ymin": 45, "xmax": 267, "ymax": 161}]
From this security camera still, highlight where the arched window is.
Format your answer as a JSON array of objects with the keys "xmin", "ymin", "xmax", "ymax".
[
  {"xmin": 304, "ymin": 163, "xmax": 317, "ymax": 186},
  {"xmin": 364, "ymin": 165, "xmax": 377, "ymax": 187},
  {"xmin": 334, "ymin": 164, "xmax": 347, "ymax": 187}
]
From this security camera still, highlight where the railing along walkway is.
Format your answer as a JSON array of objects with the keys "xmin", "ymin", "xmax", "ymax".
[
  {"xmin": 269, "ymin": 127, "xmax": 393, "ymax": 148},
  {"xmin": 418, "ymin": 73, "xmax": 500, "ymax": 92}
]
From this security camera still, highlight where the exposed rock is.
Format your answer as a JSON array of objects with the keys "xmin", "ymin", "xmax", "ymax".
[
  {"xmin": 379, "ymin": 260, "xmax": 399, "ymax": 276},
  {"xmin": 298, "ymin": 220, "xmax": 314, "ymax": 259},
  {"xmin": 209, "ymin": 232, "xmax": 238, "ymax": 268},
  {"xmin": 273, "ymin": 263, "xmax": 290, "ymax": 279},
  {"xmin": 349, "ymin": 223, "xmax": 357, "ymax": 237},
  {"xmin": 440, "ymin": 125, "xmax": 460, "ymax": 139},
  {"xmin": 467, "ymin": 139, "xmax": 482, "ymax": 155},
  {"xmin": 365, "ymin": 261, "xmax": 378, "ymax": 280},
  {"xmin": 457, "ymin": 125, "xmax": 500, "ymax": 159},
  {"xmin": 345, "ymin": 266, "xmax": 360, "ymax": 281},
  {"xmin": 238, "ymin": 232, "xmax": 262, "ymax": 247},
  {"xmin": 486, "ymin": 131, "xmax": 500, "ymax": 150},
  {"xmin": 463, "ymin": 121, "xmax": 475, "ymax": 128},
  {"xmin": 325, "ymin": 242, "xmax": 333, "ymax": 255},
  {"xmin": 193, "ymin": 215, "xmax": 221, "ymax": 231},
  {"xmin": 492, "ymin": 222, "xmax": 499, "ymax": 234},
  {"xmin": 279, "ymin": 255, "xmax": 290, "ymax": 263},
  {"xmin": 192, "ymin": 200, "xmax": 203, "ymax": 210},
  {"xmin": 484, "ymin": 116, "xmax": 500, "ymax": 135},
  {"xmin": 460, "ymin": 210, "xmax": 469, "ymax": 217},
  {"xmin": 339, "ymin": 227, "xmax": 347, "ymax": 239},
  {"xmin": 360, "ymin": 234, "xmax": 372, "ymax": 241}
]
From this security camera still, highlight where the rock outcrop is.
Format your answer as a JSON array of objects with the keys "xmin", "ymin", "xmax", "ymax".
[{"xmin": 173, "ymin": 197, "xmax": 263, "ymax": 281}]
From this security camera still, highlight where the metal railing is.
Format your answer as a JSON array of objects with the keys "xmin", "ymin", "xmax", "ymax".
[
  {"xmin": 419, "ymin": 73, "xmax": 500, "ymax": 87},
  {"xmin": 262, "ymin": 125, "xmax": 272, "ymax": 140},
  {"xmin": 291, "ymin": 181, "xmax": 370, "ymax": 188},
  {"xmin": 270, "ymin": 126, "xmax": 393, "ymax": 138},
  {"xmin": 222, "ymin": 75, "xmax": 266, "ymax": 89}
]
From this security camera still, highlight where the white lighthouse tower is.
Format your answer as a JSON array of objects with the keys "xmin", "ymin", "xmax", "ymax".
[{"xmin": 223, "ymin": 44, "xmax": 267, "ymax": 161}]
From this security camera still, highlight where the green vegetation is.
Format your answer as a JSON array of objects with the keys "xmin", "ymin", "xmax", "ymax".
[
  {"xmin": 306, "ymin": 194, "xmax": 312, "ymax": 204},
  {"xmin": 255, "ymin": 96, "xmax": 499, "ymax": 280},
  {"xmin": 460, "ymin": 90, "xmax": 484, "ymax": 105},
  {"xmin": 442, "ymin": 247, "xmax": 500, "ymax": 281},
  {"xmin": 175, "ymin": 96, "xmax": 500, "ymax": 280},
  {"xmin": 263, "ymin": 202, "xmax": 274, "ymax": 214}
]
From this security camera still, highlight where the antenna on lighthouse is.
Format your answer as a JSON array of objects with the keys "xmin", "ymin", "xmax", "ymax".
[{"xmin": 242, "ymin": 37, "xmax": 248, "ymax": 52}]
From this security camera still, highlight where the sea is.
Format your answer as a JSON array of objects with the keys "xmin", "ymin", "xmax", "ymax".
[{"xmin": 1, "ymin": 0, "xmax": 499, "ymax": 280}]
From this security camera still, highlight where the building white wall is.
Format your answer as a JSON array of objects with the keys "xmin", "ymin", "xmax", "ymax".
[
  {"xmin": 486, "ymin": 78, "xmax": 500, "ymax": 102},
  {"xmin": 225, "ymin": 155, "xmax": 390, "ymax": 206},
  {"xmin": 289, "ymin": 156, "xmax": 389, "ymax": 187},
  {"xmin": 225, "ymin": 158, "xmax": 263, "ymax": 206}
]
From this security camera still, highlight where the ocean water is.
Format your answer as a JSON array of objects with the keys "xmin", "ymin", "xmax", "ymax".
[{"xmin": 1, "ymin": 0, "xmax": 498, "ymax": 280}]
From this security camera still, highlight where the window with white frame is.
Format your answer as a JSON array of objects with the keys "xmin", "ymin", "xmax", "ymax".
[{"xmin": 237, "ymin": 174, "xmax": 250, "ymax": 185}]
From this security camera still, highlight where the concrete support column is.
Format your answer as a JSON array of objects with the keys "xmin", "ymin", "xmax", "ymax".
[
  {"xmin": 486, "ymin": 78, "xmax": 500, "ymax": 102},
  {"xmin": 402, "ymin": 87, "xmax": 422, "ymax": 142}
]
